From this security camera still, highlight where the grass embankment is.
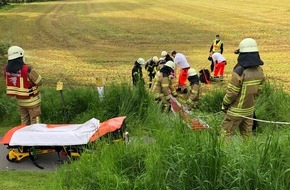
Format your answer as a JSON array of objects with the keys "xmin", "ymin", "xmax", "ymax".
[
  {"xmin": 1, "ymin": 0, "xmax": 290, "ymax": 189},
  {"xmin": 1, "ymin": 82, "xmax": 290, "ymax": 189}
]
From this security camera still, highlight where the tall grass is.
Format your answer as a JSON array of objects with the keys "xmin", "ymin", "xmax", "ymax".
[
  {"xmin": 34, "ymin": 82, "xmax": 290, "ymax": 190},
  {"xmin": 1, "ymin": 80, "xmax": 290, "ymax": 189}
]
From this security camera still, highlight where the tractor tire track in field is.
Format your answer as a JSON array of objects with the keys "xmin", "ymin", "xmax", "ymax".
[{"xmin": 1, "ymin": 0, "xmax": 290, "ymax": 88}]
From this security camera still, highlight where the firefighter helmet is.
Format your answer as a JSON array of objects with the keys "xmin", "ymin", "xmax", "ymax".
[
  {"xmin": 239, "ymin": 38, "xmax": 259, "ymax": 53},
  {"xmin": 188, "ymin": 68, "xmax": 197, "ymax": 77},
  {"xmin": 8, "ymin": 46, "xmax": 24, "ymax": 60},
  {"xmin": 165, "ymin": 61, "xmax": 175, "ymax": 70},
  {"xmin": 161, "ymin": 51, "xmax": 167, "ymax": 57},
  {"xmin": 152, "ymin": 56, "xmax": 158, "ymax": 63},
  {"xmin": 137, "ymin": 58, "xmax": 145, "ymax": 65}
]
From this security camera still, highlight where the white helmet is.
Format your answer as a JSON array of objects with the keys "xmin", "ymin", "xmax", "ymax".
[
  {"xmin": 8, "ymin": 46, "xmax": 24, "ymax": 60},
  {"xmin": 152, "ymin": 56, "xmax": 158, "ymax": 63},
  {"xmin": 239, "ymin": 38, "xmax": 259, "ymax": 53},
  {"xmin": 164, "ymin": 61, "xmax": 175, "ymax": 70},
  {"xmin": 161, "ymin": 51, "xmax": 167, "ymax": 57},
  {"xmin": 188, "ymin": 68, "xmax": 197, "ymax": 77},
  {"xmin": 137, "ymin": 58, "xmax": 145, "ymax": 65}
]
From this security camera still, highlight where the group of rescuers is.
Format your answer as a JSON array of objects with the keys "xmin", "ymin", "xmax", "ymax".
[
  {"xmin": 3, "ymin": 37, "xmax": 264, "ymax": 137},
  {"xmin": 132, "ymin": 37, "xmax": 265, "ymax": 137}
]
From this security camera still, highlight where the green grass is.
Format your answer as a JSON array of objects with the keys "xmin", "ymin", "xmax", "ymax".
[
  {"xmin": 1, "ymin": 82, "xmax": 290, "ymax": 189},
  {"xmin": 0, "ymin": 171, "xmax": 53, "ymax": 190},
  {"xmin": 3, "ymin": 82, "xmax": 290, "ymax": 189}
]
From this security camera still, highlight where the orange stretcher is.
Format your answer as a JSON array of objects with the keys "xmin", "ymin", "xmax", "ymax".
[{"xmin": 0, "ymin": 116, "xmax": 128, "ymax": 169}]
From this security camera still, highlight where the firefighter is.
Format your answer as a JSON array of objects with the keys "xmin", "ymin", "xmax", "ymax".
[
  {"xmin": 3, "ymin": 46, "xmax": 42, "ymax": 125},
  {"xmin": 209, "ymin": 34, "xmax": 224, "ymax": 72},
  {"xmin": 132, "ymin": 57, "xmax": 145, "ymax": 86},
  {"xmin": 221, "ymin": 38, "xmax": 265, "ymax": 137},
  {"xmin": 186, "ymin": 68, "xmax": 200, "ymax": 111},
  {"xmin": 151, "ymin": 61, "xmax": 178, "ymax": 112},
  {"xmin": 145, "ymin": 56, "xmax": 158, "ymax": 88},
  {"xmin": 161, "ymin": 50, "xmax": 174, "ymax": 62},
  {"xmin": 156, "ymin": 58, "xmax": 166, "ymax": 71}
]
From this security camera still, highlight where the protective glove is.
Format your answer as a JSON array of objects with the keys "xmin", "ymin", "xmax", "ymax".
[{"xmin": 208, "ymin": 56, "xmax": 212, "ymax": 61}]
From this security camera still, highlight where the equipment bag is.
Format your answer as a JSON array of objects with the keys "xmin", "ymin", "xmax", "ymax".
[{"xmin": 199, "ymin": 69, "xmax": 211, "ymax": 84}]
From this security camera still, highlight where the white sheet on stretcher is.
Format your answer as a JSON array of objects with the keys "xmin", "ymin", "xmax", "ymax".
[{"xmin": 9, "ymin": 118, "xmax": 100, "ymax": 146}]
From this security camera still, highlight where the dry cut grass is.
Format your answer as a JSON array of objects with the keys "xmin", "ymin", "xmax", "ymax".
[{"xmin": 0, "ymin": 0, "xmax": 290, "ymax": 89}]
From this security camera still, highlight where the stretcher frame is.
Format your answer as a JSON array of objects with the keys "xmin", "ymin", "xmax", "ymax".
[{"xmin": 0, "ymin": 116, "xmax": 129, "ymax": 169}]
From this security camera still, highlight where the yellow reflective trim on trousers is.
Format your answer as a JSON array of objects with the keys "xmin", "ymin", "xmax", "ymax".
[
  {"xmin": 17, "ymin": 96, "xmax": 41, "ymax": 107},
  {"xmin": 227, "ymin": 83, "xmax": 240, "ymax": 92},
  {"xmin": 34, "ymin": 76, "xmax": 42, "ymax": 85},
  {"xmin": 162, "ymin": 84, "xmax": 169, "ymax": 87},
  {"xmin": 227, "ymin": 109, "xmax": 253, "ymax": 117},
  {"xmin": 230, "ymin": 106, "xmax": 254, "ymax": 112}
]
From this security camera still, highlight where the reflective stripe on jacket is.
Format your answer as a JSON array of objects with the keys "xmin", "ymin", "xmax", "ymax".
[
  {"xmin": 151, "ymin": 71, "xmax": 175, "ymax": 101},
  {"xmin": 4, "ymin": 65, "xmax": 41, "ymax": 99},
  {"xmin": 223, "ymin": 66, "xmax": 264, "ymax": 117},
  {"xmin": 212, "ymin": 40, "xmax": 223, "ymax": 53}
]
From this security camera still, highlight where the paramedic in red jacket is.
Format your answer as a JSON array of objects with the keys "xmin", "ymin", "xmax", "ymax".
[{"xmin": 3, "ymin": 46, "xmax": 42, "ymax": 125}]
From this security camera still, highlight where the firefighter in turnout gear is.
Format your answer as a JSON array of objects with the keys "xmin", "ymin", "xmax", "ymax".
[
  {"xmin": 209, "ymin": 34, "xmax": 224, "ymax": 72},
  {"xmin": 186, "ymin": 68, "xmax": 200, "ymax": 111},
  {"xmin": 3, "ymin": 46, "xmax": 43, "ymax": 125},
  {"xmin": 221, "ymin": 38, "xmax": 265, "ymax": 137},
  {"xmin": 132, "ymin": 58, "xmax": 145, "ymax": 86},
  {"xmin": 151, "ymin": 61, "xmax": 178, "ymax": 112},
  {"xmin": 156, "ymin": 58, "xmax": 166, "ymax": 71},
  {"xmin": 145, "ymin": 56, "xmax": 158, "ymax": 88},
  {"xmin": 161, "ymin": 50, "xmax": 174, "ymax": 62}
]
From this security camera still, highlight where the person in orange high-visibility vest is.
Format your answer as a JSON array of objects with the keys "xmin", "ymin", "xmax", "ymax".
[
  {"xmin": 209, "ymin": 34, "xmax": 224, "ymax": 72},
  {"xmin": 3, "ymin": 46, "xmax": 42, "ymax": 125}
]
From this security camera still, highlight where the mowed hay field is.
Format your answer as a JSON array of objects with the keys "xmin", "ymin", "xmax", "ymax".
[{"xmin": 0, "ymin": 0, "xmax": 290, "ymax": 88}]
